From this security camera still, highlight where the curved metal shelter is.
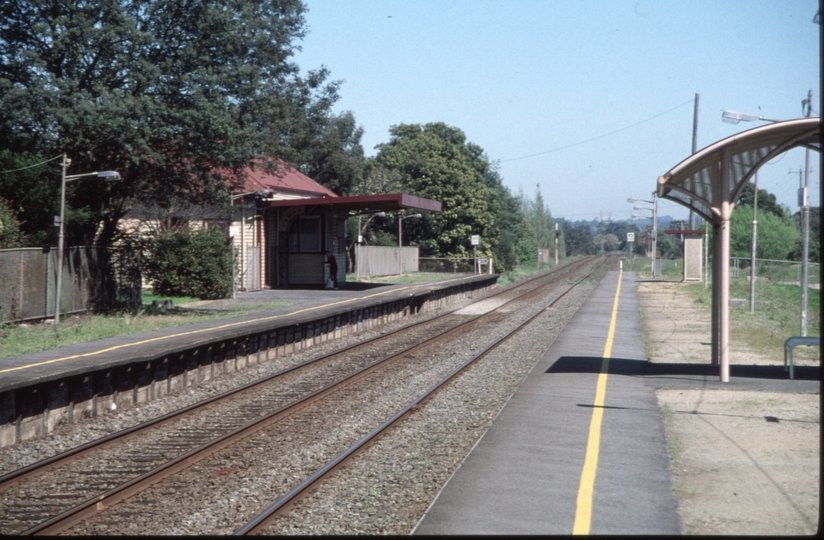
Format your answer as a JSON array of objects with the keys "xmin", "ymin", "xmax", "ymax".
[
  {"xmin": 658, "ymin": 118, "xmax": 820, "ymax": 222},
  {"xmin": 657, "ymin": 117, "xmax": 820, "ymax": 381}
]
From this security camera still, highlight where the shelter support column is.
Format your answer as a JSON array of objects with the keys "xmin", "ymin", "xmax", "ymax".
[
  {"xmin": 718, "ymin": 216, "xmax": 730, "ymax": 382},
  {"xmin": 718, "ymin": 147, "xmax": 732, "ymax": 382},
  {"xmin": 711, "ymin": 223, "xmax": 720, "ymax": 366}
]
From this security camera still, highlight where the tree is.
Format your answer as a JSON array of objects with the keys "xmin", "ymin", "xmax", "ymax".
[
  {"xmin": 478, "ymin": 164, "xmax": 523, "ymax": 271},
  {"xmin": 373, "ymin": 123, "xmax": 497, "ymax": 258},
  {"xmin": 730, "ymin": 204, "xmax": 801, "ymax": 261},
  {"xmin": 514, "ymin": 185, "xmax": 556, "ymax": 265},
  {"xmin": 0, "ymin": 196, "xmax": 26, "ymax": 248},
  {"xmin": 564, "ymin": 226, "xmax": 595, "ymax": 256},
  {"xmin": 594, "ymin": 233, "xmax": 620, "ymax": 254},
  {"xmin": 299, "ymin": 111, "xmax": 366, "ymax": 196},
  {"xmin": 0, "ymin": 150, "xmax": 60, "ymax": 246},
  {"xmin": 1, "ymin": 0, "xmax": 341, "ymax": 247},
  {"xmin": 736, "ymin": 183, "xmax": 787, "ymax": 219}
]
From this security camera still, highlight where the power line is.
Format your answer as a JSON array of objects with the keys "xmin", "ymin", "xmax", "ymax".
[
  {"xmin": 500, "ymin": 98, "xmax": 696, "ymax": 163},
  {"xmin": 0, "ymin": 154, "xmax": 63, "ymax": 174}
]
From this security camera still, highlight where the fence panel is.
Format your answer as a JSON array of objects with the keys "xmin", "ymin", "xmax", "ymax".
[
  {"xmin": 355, "ymin": 246, "xmax": 418, "ymax": 278},
  {"xmin": 0, "ymin": 246, "xmax": 141, "ymax": 323}
]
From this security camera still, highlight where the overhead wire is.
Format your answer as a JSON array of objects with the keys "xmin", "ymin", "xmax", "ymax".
[
  {"xmin": 0, "ymin": 154, "xmax": 63, "ymax": 174},
  {"xmin": 500, "ymin": 98, "xmax": 696, "ymax": 163}
]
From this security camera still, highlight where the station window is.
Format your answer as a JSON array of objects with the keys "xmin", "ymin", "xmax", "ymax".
[{"xmin": 288, "ymin": 216, "xmax": 321, "ymax": 252}]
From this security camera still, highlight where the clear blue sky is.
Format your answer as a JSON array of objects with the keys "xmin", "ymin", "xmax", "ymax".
[{"xmin": 293, "ymin": 0, "xmax": 820, "ymax": 221}]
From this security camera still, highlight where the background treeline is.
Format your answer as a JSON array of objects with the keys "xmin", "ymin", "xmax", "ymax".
[
  {"xmin": 0, "ymin": 1, "xmax": 559, "ymax": 272},
  {"xmin": 0, "ymin": 0, "xmax": 817, "ymax": 272}
]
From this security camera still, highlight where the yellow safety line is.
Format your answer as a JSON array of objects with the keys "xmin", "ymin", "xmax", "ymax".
[
  {"xmin": 0, "ymin": 277, "xmax": 475, "ymax": 376},
  {"xmin": 572, "ymin": 269, "xmax": 622, "ymax": 535}
]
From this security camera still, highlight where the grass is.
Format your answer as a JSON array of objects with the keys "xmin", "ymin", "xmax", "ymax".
[
  {"xmin": 0, "ymin": 293, "xmax": 295, "ymax": 359},
  {"xmin": 682, "ymin": 277, "xmax": 820, "ymax": 360},
  {"xmin": 659, "ymin": 403, "xmax": 682, "ymax": 466},
  {"xmin": 141, "ymin": 290, "xmax": 201, "ymax": 306},
  {"xmin": 633, "ymin": 257, "xmax": 687, "ymax": 281},
  {"xmin": 496, "ymin": 262, "xmax": 556, "ymax": 286}
]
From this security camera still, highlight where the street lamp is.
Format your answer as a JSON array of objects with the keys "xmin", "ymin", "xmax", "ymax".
[
  {"xmin": 628, "ymin": 194, "xmax": 658, "ymax": 276},
  {"xmin": 398, "ymin": 213, "xmax": 421, "ymax": 276},
  {"xmin": 55, "ymin": 154, "xmax": 121, "ymax": 323},
  {"xmin": 721, "ymin": 110, "xmax": 782, "ymax": 124}
]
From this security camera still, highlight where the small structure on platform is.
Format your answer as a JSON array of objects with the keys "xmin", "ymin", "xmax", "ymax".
[{"xmin": 664, "ymin": 229, "xmax": 704, "ymax": 282}]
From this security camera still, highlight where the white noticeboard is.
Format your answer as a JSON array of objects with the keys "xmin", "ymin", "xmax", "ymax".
[
  {"xmin": 471, "ymin": 235, "xmax": 480, "ymax": 245},
  {"xmin": 230, "ymin": 226, "xmax": 240, "ymax": 238},
  {"xmin": 626, "ymin": 232, "xmax": 635, "ymax": 242}
]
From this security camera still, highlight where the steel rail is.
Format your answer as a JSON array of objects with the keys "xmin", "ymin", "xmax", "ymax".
[
  {"xmin": 18, "ymin": 258, "xmax": 599, "ymax": 535},
  {"xmin": 234, "ymin": 258, "xmax": 611, "ymax": 534},
  {"xmin": 0, "ymin": 258, "xmax": 583, "ymax": 494}
]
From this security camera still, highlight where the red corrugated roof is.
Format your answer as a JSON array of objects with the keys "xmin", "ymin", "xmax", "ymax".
[{"xmin": 234, "ymin": 160, "xmax": 338, "ymax": 198}]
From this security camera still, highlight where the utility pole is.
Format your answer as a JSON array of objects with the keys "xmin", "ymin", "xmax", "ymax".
[
  {"xmin": 690, "ymin": 93, "xmax": 699, "ymax": 229},
  {"xmin": 800, "ymin": 90, "xmax": 813, "ymax": 335}
]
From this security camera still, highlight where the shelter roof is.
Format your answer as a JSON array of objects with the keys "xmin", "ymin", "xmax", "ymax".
[
  {"xmin": 264, "ymin": 193, "xmax": 442, "ymax": 214},
  {"xmin": 657, "ymin": 117, "xmax": 820, "ymax": 223}
]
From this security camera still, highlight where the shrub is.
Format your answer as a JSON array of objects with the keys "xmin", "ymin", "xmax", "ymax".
[
  {"xmin": 0, "ymin": 196, "xmax": 26, "ymax": 248},
  {"xmin": 145, "ymin": 228, "xmax": 233, "ymax": 299}
]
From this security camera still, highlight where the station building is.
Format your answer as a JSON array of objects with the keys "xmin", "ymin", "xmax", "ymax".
[{"xmin": 121, "ymin": 161, "xmax": 441, "ymax": 291}]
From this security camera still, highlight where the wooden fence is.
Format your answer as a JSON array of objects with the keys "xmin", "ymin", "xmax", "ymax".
[{"xmin": 354, "ymin": 245, "xmax": 419, "ymax": 279}]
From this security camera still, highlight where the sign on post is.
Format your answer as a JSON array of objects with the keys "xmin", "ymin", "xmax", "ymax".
[
  {"xmin": 626, "ymin": 232, "xmax": 635, "ymax": 242},
  {"xmin": 471, "ymin": 235, "xmax": 480, "ymax": 245}
]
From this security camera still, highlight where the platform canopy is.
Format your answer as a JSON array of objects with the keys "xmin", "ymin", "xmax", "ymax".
[
  {"xmin": 657, "ymin": 117, "xmax": 820, "ymax": 224},
  {"xmin": 264, "ymin": 193, "xmax": 442, "ymax": 214},
  {"xmin": 655, "ymin": 116, "xmax": 820, "ymax": 383}
]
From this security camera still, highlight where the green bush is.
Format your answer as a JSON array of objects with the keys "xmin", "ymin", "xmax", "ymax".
[
  {"xmin": 0, "ymin": 196, "xmax": 26, "ymax": 248},
  {"xmin": 145, "ymin": 228, "xmax": 233, "ymax": 300}
]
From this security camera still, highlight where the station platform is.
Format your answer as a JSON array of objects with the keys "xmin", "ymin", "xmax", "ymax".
[
  {"xmin": 413, "ymin": 270, "xmax": 819, "ymax": 535},
  {"xmin": 0, "ymin": 274, "xmax": 496, "ymax": 448}
]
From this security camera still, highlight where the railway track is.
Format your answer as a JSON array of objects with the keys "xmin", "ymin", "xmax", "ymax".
[{"xmin": 0, "ymin": 257, "xmax": 607, "ymax": 535}]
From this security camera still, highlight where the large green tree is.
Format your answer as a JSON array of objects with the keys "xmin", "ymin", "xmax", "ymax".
[
  {"xmin": 516, "ymin": 185, "xmax": 556, "ymax": 264},
  {"xmin": 736, "ymin": 183, "xmax": 788, "ymax": 220},
  {"xmin": 730, "ymin": 204, "xmax": 801, "ymax": 261},
  {"xmin": 564, "ymin": 225, "xmax": 595, "ymax": 256},
  {"xmin": 0, "ymin": 0, "xmax": 341, "ymax": 246},
  {"xmin": 0, "ymin": 150, "xmax": 60, "ymax": 246},
  {"xmin": 477, "ymin": 163, "xmax": 523, "ymax": 271},
  {"xmin": 373, "ymin": 123, "xmax": 497, "ymax": 258},
  {"xmin": 299, "ymin": 111, "xmax": 366, "ymax": 196}
]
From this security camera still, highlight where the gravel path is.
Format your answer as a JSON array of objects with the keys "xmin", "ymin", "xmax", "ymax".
[{"xmin": 639, "ymin": 280, "xmax": 820, "ymax": 535}]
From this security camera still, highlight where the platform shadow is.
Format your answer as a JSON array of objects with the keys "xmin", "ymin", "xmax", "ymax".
[{"xmin": 546, "ymin": 356, "xmax": 820, "ymax": 381}]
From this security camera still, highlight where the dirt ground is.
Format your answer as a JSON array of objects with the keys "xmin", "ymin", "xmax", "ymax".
[{"xmin": 637, "ymin": 281, "xmax": 820, "ymax": 535}]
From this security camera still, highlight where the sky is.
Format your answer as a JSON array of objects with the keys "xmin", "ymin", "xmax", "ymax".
[{"xmin": 292, "ymin": 0, "xmax": 821, "ymax": 222}]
